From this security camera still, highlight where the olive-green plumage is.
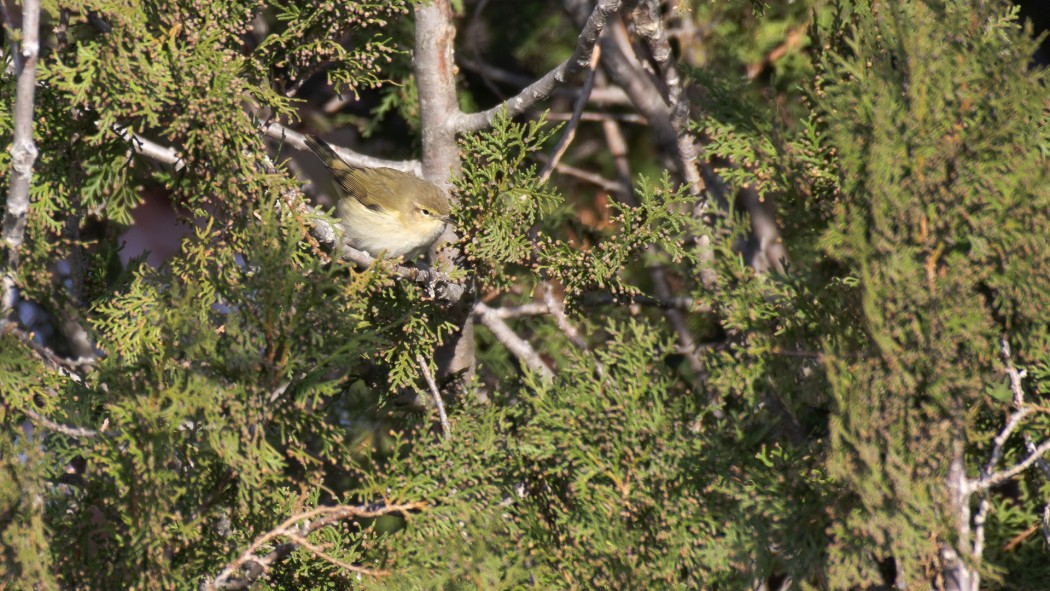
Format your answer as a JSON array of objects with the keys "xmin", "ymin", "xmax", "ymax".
[{"xmin": 303, "ymin": 135, "xmax": 450, "ymax": 259}]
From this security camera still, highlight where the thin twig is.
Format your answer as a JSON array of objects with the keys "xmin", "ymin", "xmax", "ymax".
[
  {"xmin": 112, "ymin": 125, "xmax": 185, "ymax": 171},
  {"xmin": 453, "ymin": 0, "xmax": 623, "ymax": 133},
  {"xmin": 540, "ymin": 282, "xmax": 604, "ymax": 377},
  {"xmin": 205, "ymin": 502, "xmax": 424, "ymax": 590},
  {"xmin": 261, "ymin": 121, "xmax": 422, "ymax": 176},
  {"xmin": 1, "ymin": 320, "xmax": 90, "ymax": 383},
  {"xmin": 457, "ymin": 56, "xmax": 631, "ymax": 106},
  {"xmin": 22, "ymin": 407, "xmax": 99, "ymax": 438},
  {"xmin": 417, "ymin": 354, "xmax": 451, "ymax": 439},
  {"xmin": 474, "ymin": 302, "xmax": 555, "ymax": 382},
  {"xmin": 1024, "ymin": 434, "xmax": 1050, "ymax": 552},
  {"xmin": 982, "ymin": 406, "xmax": 1033, "ymax": 479},
  {"xmin": 650, "ymin": 264, "xmax": 706, "ymax": 379},
  {"xmin": 2, "ymin": 0, "xmax": 42, "ymax": 315},
  {"xmin": 539, "ymin": 44, "xmax": 602, "ymax": 183},
  {"xmin": 539, "ymin": 283, "xmax": 588, "ymax": 350},
  {"xmin": 284, "ymin": 532, "xmax": 389, "ymax": 577},
  {"xmin": 531, "ymin": 155, "xmax": 628, "ymax": 195},
  {"xmin": 972, "ymin": 438, "xmax": 1050, "ymax": 493},
  {"xmin": 578, "ymin": 291, "xmax": 708, "ymax": 312},
  {"xmin": 545, "ymin": 111, "xmax": 646, "ymax": 125}
]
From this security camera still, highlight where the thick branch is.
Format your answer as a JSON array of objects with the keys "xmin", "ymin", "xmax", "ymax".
[
  {"xmin": 2, "ymin": 0, "xmax": 41, "ymax": 315},
  {"xmin": 414, "ymin": 0, "xmax": 475, "ymax": 381},
  {"xmin": 452, "ymin": 0, "xmax": 623, "ymax": 133},
  {"xmin": 414, "ymin": 0, "xmax": 461, "ymax": 184}
]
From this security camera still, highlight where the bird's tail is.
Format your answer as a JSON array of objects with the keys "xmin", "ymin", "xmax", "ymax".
[{"xmin": 303, "ymin": 135, "xmax": 342, "ymax": 170}]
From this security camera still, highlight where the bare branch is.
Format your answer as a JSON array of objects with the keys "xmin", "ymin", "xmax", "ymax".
[
  {"xmin": 284, "ymin": 532, "xmax": 388, "ymax": 577},
  {"xmin": 531, "ymin": 154, "xmax": 628, "ymax": 195},
  {"xmin": 539, "ymin": 283, "xmax": 588, "ymax": 351},
  {"xmin": 112, "ymin": 125, "xmax": 186, "ymax": 171},
  {"xmin": 204, "ymin": 502, "xmax": 424, "ymax": 590},
  {"xmin": 261, "ymin": 121, "xmax": 422, "ymax": 176},
  {"xmin": 417, "ymin": 354, "xmax": 451, "ymax": 439},
  {"xmin": 969, "ymin": 337, "xmax": 1038, "ymax": 493},
  {"xmin": 480, "ymin": 301, "xmax": 550, "ymax": 320},
  {"xmin": 982, "ymin": 406, "xmax": 1033, "ymax": 480},
  {"xmin": 457, "ymin": 56, "xmax": 631, "ymax": 106},
  {"xmin": 629, "ymin": 0, "xmax": 705, "ymax": 200},
  {"xmin": 972, "ymin": 438, "xmax": 1050, "ymax": 493},
  {"xmin": 540, "ymin": 282, "xmax": 604, "ymax": 377},
  {"xmin": 2, "ymin": 0, "xmax": 42, "ymax": 315},
  {"xmin": 1001, "ymin": 336, "xmax": 1027, "ymax": 407},
  {"xmin": 539, "ymin": 44, "xmax": 602, "ymax": 183},
  {"xmin": 453, "ymin": 0, "xmax": 623, "ymax": 133},
  {"xmin": 546, "ymin": 111, "xmax": 646, "ymax": 125},
  {"xmin": 1, "ymin": 320, "xmax": 90, "ymax": 383},
  {"xmin": 22, "ymin": 407, "xmax": 99, "ymax": 439},
  {"xmin": 474, "ymin": 302, "xmax": 555, "ymax": 383},
  {"xmin": 1025, "ymin": 434, "xmax": 1050, "ymax": 482}
]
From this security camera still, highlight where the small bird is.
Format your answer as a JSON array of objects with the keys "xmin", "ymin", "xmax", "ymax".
[{"xmin": 303, "ymin": 135, "xmax": 451, "ymax": 260}]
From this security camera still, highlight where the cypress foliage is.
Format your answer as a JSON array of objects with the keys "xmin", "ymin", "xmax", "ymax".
[{"xmin": 1, "ymin": 0, "xmax": 1048, "ymax": 589}]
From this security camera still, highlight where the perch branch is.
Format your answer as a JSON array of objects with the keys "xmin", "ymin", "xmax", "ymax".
[{"xmin": 104, "ymin": 130, "xmax": 465, "ymax": 304}]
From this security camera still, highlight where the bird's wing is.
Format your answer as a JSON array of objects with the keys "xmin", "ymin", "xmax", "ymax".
[{"xmin": 304, "ymin": 135, "xmax": 387, "ymax": 212}]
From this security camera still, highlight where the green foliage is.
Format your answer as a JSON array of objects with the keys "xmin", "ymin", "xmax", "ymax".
[
  {"xmin": 454, "ymin": 111, "xmax": 563, "ymax": 293},
  {"xmin": 811, "ymin": 1, "xmax": 1050, "ymax": 586},
  {"xmin": 3, "ymin": 0, "xmax": 1050, "ymax": 589}
]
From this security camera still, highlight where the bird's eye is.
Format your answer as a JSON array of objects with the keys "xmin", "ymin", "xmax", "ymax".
[{"xmin": 420, "ymin": 208, "xmax": 432, "ymax": 216}]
